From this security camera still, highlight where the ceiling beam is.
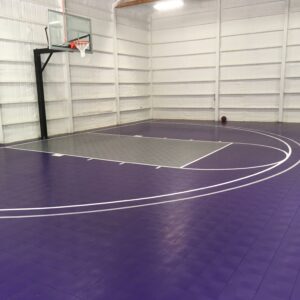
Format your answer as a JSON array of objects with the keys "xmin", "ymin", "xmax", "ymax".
[{"xmin": 116, "ymin": 0, "xmax": 158, "ymax": 8}]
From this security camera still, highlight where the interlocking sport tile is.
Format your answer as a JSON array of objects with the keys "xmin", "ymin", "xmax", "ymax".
[
  {"xmin": 0, "ymin": 121, "xmax": 299, "ymax": 299},
  {"xmin": 10, "ymin": 284, "xmax": 81, "ymax": 300}
]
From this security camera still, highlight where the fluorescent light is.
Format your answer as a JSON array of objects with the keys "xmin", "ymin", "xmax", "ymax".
[
  {"xmin": 49, "ymin": 21, "xmax": 62, "ymax": 25},
  {"xmin": 154, "ymin": 0, "xmax": 184, "ymax": 11}
]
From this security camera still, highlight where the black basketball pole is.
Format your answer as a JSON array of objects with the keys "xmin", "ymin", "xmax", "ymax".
[
  {"xmin": 34, "ymin": 49, "xmax": 48, "ymax": 140},
  {"xmin": 33, "ymin": 48, "xmax": 62, "ymax": 140}
]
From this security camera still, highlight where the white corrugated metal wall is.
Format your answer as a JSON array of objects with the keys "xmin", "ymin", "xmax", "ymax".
[
  {"xmin": 152, "ymin": 0, "xmax": 218, "ymax": 120},
  {"xmin": 0, "ymin": 0, "xmax": 299, "ymax": 144},
  {"xmin": 0, "ymin": 0, "xmax": 151, "ymax": 144},
  {"xmin": 151, "ymin": 0, "xmax": 300, "ymax": 123},
  {"xmin": 116, "ymin": 8, "xmax": 151, "ymax": 124},
  {"xmin": 0, "ymin": 0, "xmax": 66, "ymax": 143}
]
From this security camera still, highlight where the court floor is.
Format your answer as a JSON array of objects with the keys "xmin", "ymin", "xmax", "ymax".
[{"xmin": 0, "ymin": 120, "xmax": 300, "ymax": 299}]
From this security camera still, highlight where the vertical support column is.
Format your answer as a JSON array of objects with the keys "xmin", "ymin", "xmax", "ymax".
[
  {"xmin": 149, "ymin": 16, "xmax": 154, "ymax": 119},
  {"xmin": 0, "ymin": 105, "xmax": 4, "ymax": 144},
  {"xmin": 112, "ymin": 8, "xmax": 121, "ymax": 125},
  {"xmin": 279, "ymin": 0, "xmax": 290, "ymax": 122},
  {"xmin": 63, "ymin": 0, "xmax": 74, "ymax": 133},
  {"xmin": 34, "ymin": 49, "xmax": 48, "ymax": 140},
  {"xmin": 64, "ymin": 52, "xmax": 74, "ymax": 133},
  {"xmin": 214, "ymin": 0, "xmax": 221, "ymax": 122}
]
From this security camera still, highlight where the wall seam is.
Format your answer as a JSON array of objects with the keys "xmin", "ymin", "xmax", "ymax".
[
  {"xmin": 112, "ymin": 9, "xmax": 121, "ymax": 125},
  {"xmin": 0, "ymin": 104, "xmax": 4, "ymax": 144},
  {"xmin": 65, "ymin": 53, "xmax": 74, "ymax": 133},
  {"xmin": 279, "ymin": 0, "xmax": 290, "ymax": 122},
  {"xmin": 214, "ymin": 0, "xmax": 221, "ymax": 121},
  {"xmin": 150, "ymin": 16, "xmax": 154, "ymax": 119}
]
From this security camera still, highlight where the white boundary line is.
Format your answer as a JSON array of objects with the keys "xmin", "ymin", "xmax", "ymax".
[
  {"xmin": 89, "ymin": 132, "xmax": 288, "ymax": 170},
  {"xmin": 1, "ymin": 126, "xmax": 293, "ymax": 213},
  {"xmin": 7, "ymin": 142, "xmax": 285, "ymax": 172},
  {"xmin": 90, "ymin": 131, "xmax": 289, "ymax": 157},
  {"xmin": 1, "ymin": 159, "xmax": 299, "ymax": 219},
  {"xmin": 7, "ymin": 130, "xmax": 288, "ymax": 171},
  {"xmin": 180, "ymin": 143, "xmax": 233, "ymax": 168},
  {"xmin": 90, "ymin": 131, "xmax": 288, "ymax": 154}
]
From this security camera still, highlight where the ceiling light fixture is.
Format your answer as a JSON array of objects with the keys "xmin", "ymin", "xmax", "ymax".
[{"xmin": 154, "ymin": 0, "xmax": 184, "ymax": 11}]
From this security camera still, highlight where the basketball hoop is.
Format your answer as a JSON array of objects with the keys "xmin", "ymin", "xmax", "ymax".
[{"xmin": 70, "ymin": 40, "xmax": 90, "ymax": 58}]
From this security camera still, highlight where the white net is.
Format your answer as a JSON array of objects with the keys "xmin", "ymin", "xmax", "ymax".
[{"xmin": 74, "ymin": 41, "xmax": 90, "ymax": 58}]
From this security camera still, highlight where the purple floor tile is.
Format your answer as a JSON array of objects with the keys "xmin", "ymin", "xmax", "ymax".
[{"xmin": 0, "ymin": 121, "xmax": 299, "ymax": 299}]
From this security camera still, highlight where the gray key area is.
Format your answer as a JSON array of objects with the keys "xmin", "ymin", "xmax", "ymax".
[{"xmin": 11, "ymin": 134, "xmax": 230, "ymax": 168}]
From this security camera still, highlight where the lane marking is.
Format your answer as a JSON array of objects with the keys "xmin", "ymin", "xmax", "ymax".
[
  {"xmin": 88, "ymin": 132, "xmax": 288, "ymax": 155},
  {"xmin": 87, "ymin": 131, "xmax": 288, "ymax": 156},
  {"xmin": 180, "ymin": 143, "xmax": 232, "ymax": 168},
  {"xmin": 6, "ymin": 145, "xmax": 285, "ymax": 172},
  {"xmin": 1, "ymin": 128, "xmax": 293, "ymax": 213},
  {"xmin": 6, "ymin": 121, "xmax": 289, "ymax": 170},
  {"xmin": 7, "ymin": 128, "xmax": 288, "ymax": 171}
]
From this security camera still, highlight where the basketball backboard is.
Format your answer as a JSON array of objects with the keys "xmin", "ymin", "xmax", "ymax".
[{"xmin": 48, "ymin": 10, "xmax": 92, "ymax": 55}]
